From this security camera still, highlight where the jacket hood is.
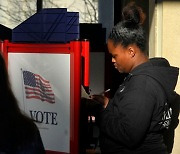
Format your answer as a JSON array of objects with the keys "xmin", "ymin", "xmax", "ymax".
[{"xmin": 130, "ymin": 57, "xmax": 179, "ymax": 102}]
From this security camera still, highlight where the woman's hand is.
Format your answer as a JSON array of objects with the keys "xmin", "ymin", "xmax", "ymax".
[{"xmin": 90, "ymin": 95, "xmax": 109, "ymax": 108}]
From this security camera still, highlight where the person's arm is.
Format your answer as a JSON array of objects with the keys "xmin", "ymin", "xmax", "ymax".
[
  {"xmin": 100, "ymin": 78, "xmax": 156, "ymax": 148},
  {"xmin": 91, "ymin": 94, "xmax": 109, "ymax": 109}
]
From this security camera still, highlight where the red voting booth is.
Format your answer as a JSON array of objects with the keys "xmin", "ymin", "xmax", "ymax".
[{"xmin": 0, "ymin": 39, "xmax": 90, "ymax": 154}]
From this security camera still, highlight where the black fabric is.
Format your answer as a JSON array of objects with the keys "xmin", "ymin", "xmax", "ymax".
[
  {"xmin": 0, "ymin": 124, "xmax": 45, "ymax": 154},
  {"xmin": 80, "ymin": 98, "xmax": 104, "ymax": 153},
  {"xmin": 163, "ymin": 93, "xmax": 180, "ymax": 153},
  {"xmin": 99, "ymin": 58, "xmax": 179, "ymax": 154}
]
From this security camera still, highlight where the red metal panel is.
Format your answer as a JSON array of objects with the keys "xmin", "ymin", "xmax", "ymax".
[
  {"xmin": 81, "ymin": 40, "xmax": 90, "ymax": 87},
  {"xmin": 1, "ymin": 40, "xmax": 9, "ymax": 67},
  {"xmin": 70, "ymin": 41, "xmax": 81, "ymax": 154},
  {"xmin": 2, "ymin": 40, "xmax": 71, "ymax": 53}
]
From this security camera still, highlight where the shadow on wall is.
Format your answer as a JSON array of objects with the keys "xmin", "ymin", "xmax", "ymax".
[{"xmin": 163, "ymin": 93, "xmax": 180, "ymax": 153}]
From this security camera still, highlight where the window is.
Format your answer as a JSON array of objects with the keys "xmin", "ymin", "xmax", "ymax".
[{"xmin": 0, "ymin": 0, "xmax": 98, "ymax": 29}]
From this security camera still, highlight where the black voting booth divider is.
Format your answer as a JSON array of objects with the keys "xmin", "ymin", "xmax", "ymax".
[
  {"xmin": 12, "ymin": 8, "xmax": 79, "ymax": 43},
  {"xmin": 0, "ymin": 8, "xmax": 90, "ymax": 154}
]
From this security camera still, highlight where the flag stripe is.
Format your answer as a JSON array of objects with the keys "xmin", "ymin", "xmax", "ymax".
[
  {"xmin": 25, "ymin": 87, "xmax": 53, "ymax": 93},
  {"xmin": 26, "ymin": 96, "xmax": 55, "ymax": 104},
  {"xmin": 35, "ymin": 78, "xmax": 51, "ymax": 88},
  {"xmin": 35, "ymin": 74, "xmax": 50, "ymax": 83},
  {"xmin": 25, "ymin": 91, "xmax": 55, "ymax": 98}
]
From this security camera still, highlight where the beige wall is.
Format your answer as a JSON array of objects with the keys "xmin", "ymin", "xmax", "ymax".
[
  {"xmin": 162, "ymin": 2, "xmax": 180, "ymax": 154},
  {"xmin": 150, "ymin": 1, "xmax": 180, "ymax": 153},
  {"xmin": 162, "ymin": 1, "xmax": 180, "ymax": 93}
]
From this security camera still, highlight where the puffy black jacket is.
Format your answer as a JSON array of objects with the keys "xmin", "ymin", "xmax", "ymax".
[{"xmin": 99, "ymin": 58, "xmax": 179, "ymax": 154}]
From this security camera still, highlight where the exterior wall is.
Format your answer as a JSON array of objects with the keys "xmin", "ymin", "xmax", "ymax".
[
  {"xmin": 162, "ymin": 1, "xmax": 180, "ymax": 93},
  {"xmin": 98, "ymin": 0, "xmax": 114, "ymax": 40},
  {"xmin": 162, "ymin": 1, "xmax": 180, "ymax": 154},
  {"xmin": 150, "ymin": 0, "xmax": 180, "ymax": 93},
  {"xmin": 149, "ymin": 1, "xmax": 180, "ymax": 153}
]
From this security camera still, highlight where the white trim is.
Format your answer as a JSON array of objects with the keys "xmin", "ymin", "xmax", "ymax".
[
  {"xmin": 149, "ymin": 0, "xmax": 163, "ymax": 58},
  {"xmin": 156, "ymin": 0, "xmax": 163, "ymax": 57},
  {"xmin": 149, "ymin": 0, "xmax": 156, "ymax": 58}
]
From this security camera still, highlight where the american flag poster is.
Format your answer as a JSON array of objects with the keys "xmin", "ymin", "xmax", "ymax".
[
  {"xmin": 22, "ymin": 70, "xmax": 55, "ymax": 104},
  {"xmin": 8, "ymin": 53, "xmax": 70, "ymax": 153}
]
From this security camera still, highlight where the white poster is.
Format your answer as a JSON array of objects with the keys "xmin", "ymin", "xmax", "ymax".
[{"xmin": 8, "ymin": 53, "xmax": 70, "ymax": 153}]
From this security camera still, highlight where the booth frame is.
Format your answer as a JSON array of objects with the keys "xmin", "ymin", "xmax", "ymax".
[{"xmin": 0, "ymin": 40, "xmax": 89, "ymax": 154}]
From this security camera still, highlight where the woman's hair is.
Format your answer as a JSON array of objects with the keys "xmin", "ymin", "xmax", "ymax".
[
  {"xmin": 0, "ymin": 53, "xmax": 37, "ymax": 148},
  {"xmin": 108, "ymin": 2, "xmax": 147, "ymax": 54}
]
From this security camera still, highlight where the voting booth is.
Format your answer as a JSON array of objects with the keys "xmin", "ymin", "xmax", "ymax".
[
  {"xmin": 0, "ymin": 39, "xmax": 89, "ymax": 154},
  {"xmin": 0, "ymin": 8, "xmax": 90, "ymax": 154}
]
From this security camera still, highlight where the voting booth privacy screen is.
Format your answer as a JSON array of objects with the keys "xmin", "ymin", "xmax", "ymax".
[{"xmin": 1, "ymin": 40, "xmax": 89, "ymax": 154}]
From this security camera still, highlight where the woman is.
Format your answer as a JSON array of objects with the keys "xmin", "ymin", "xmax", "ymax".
[
  {"xmin": 0, "ymin": 53, "xmax": 45, "ymax": 153},
  {"xmin": 93, "ymin": 2, "xmax": 179, "ymax": 154}
]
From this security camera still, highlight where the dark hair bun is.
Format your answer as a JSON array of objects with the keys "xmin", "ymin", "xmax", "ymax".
[{"xmin": 122, "ymin": 2, "xmax": 146, "ymax": 28}]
